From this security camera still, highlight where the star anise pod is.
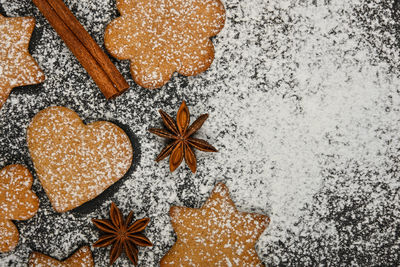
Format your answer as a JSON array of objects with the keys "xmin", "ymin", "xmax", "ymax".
[
  {"xmin": 92, "ymin": 202, "xmax": 152, "ymax": 265},
  {"xmin": 149, "ymin": 101, "xmax": 217, "ymax": 173}
]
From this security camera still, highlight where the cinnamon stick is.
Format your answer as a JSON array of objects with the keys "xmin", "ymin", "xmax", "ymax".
[
  {"xmin": 32, "ymin": 0, "xmax": 129, "ymax": 99},
  {"xmin": 46, "ymin": 0, "xmax": 129, "ymax": 94}
]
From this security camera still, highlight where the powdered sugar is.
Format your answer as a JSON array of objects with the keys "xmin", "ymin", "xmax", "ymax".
[{"xmin": 0, "ymin": 0, "xmax": 399, "ymax": 265}]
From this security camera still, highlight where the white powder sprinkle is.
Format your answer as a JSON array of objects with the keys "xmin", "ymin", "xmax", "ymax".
[{"xmin": 0, "ymin": 0, "xmax": 399, "ymax": 265}]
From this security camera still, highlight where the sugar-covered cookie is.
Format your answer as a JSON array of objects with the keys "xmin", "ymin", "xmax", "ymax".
[
  {"xmin": 27, "ymin": 106, "xmax": 133, "ymax": 212},
  {"xmin": 29, "ymin": 246, "xmax": 94, "ymax": 267},
  {"xmin": 105, "ymin": 0, "xmax": 225, "ymax": 89},
  {"xmin": 161, "ymin": 183, "xmax": 270, "ymax": 266},
  {"xmin": 0, "ymin": 15, "xmax": 44, "ymax": 110},
  {"xmin": 0, "ymin": 165, "xmax": 39, "ymax": 252}
]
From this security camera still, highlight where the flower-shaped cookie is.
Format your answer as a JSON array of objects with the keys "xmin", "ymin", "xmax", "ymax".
[
  {"xmin": 105, "ymin": 0, "xmax": 226, "ymax": 89},
  {"xmin": 0, "ymin": 15, "xmax": 45, "ymax": 110},
  {"xmin": 0, "ymin": 165, "xmax": 39, "ymax": 252}
]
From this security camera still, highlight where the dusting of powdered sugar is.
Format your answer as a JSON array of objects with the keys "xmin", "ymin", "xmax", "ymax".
[{"xmin": 0, "ymin": 0, "xmax": 399, "ymax": 266}]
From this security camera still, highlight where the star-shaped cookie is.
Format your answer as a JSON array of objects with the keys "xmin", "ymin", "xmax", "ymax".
[
  {"xmin": 160, "ymin": 183, "xmax": 270, "ymax": 266},
  {"xmin": 0, "ymin": 14, "xmax": 45, "ymax": 110},
  {"xmin": 29, "ymin": 246, "xmax": 94, "ymax": 267}
]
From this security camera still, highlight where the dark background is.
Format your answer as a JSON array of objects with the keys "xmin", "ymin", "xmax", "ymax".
[{"xmin": 1, "ymin": 0, "xmax": 400, "ymax": 266}]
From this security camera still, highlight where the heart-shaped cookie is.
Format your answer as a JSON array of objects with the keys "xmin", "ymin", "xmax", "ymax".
[
  {"xmin": 0, "ymin": 164, "xmax": 39, "ymax": 252},
  {"xmin": 27, "ymin": 106, "xmax": 133, "ymax": 213}
]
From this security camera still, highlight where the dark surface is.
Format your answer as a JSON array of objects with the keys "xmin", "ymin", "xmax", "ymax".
[{"xmin": 1, "ymin": 0, "xmax": 400, "ymax": 266}]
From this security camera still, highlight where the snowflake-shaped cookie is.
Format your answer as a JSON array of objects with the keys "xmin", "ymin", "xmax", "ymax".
[
  {"xmin": 105, "ymin": 0, "xmax": 225, "ymax": 89},
  {"xmin": 0, "ymin": 15, "xmax": 45, "ymax": 110}
]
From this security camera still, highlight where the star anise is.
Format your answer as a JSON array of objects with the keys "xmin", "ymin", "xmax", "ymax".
[
  {"xmin": 149, "ymin": 101, "xmax": 217, "ymax": 173},
  {"xmin": 92, "ymin": 202, "xmax": 152, "ymax": 265}
]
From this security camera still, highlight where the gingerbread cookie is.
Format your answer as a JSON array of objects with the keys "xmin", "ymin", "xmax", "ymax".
[
  {"xmin": 29, "ymin": 246, "xmax": 94, "ymax": 267},
  {"xmin": 27, "ymin": 106, "xmax": 133, "ymax": 213},
  {"xmin": 0, "ymin": 14, "xmax": 45, "ymax": 110},
  {"xmin": 0, "ymin": 165, "xmax": 39, "ymax": 252},
  {"xmin": 105, "ymin": 0, "xmax": 226, "ymax": 89},
  {"xmin": 160, "ymin": 183, "xmax": 270, "ymax": 266}
]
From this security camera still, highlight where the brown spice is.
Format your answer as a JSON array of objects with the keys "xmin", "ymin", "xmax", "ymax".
[
  {"xmin": 32, "ymin": 0, "xmax": 129, "ymax": 99},
  {"xmin": 92, "ymin": 202, "xmax": 152, "ymax": 265},
  {"xmin": 149, "ymin": 101, "xmax": 217, "ymax": 173}
]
